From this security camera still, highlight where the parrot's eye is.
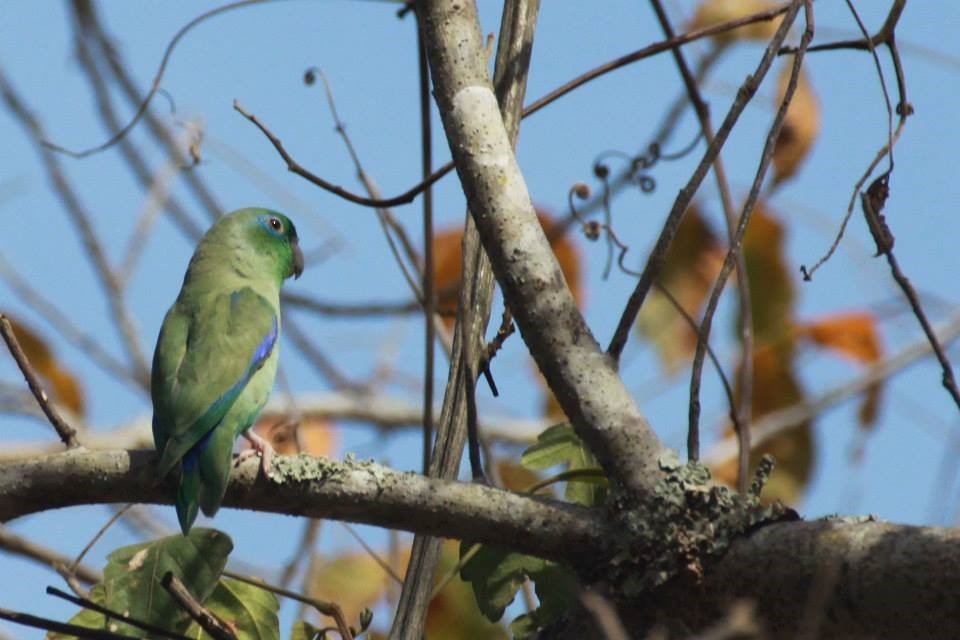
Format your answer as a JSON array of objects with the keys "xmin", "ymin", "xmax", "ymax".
[{"xmin": 268, "ymin": 217, "xmax": 283, "ymax": 232}]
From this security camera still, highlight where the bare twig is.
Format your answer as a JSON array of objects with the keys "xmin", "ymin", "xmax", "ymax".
[
  {"xmin": 0, "ymin": 525, "xmax": 102, "ymax": 585},
  {"xmin": 69, "ymin": 505, "xmax": 132, "ymax": 581},
  {"xmin": 49, "ymin": 0, "xmax": 264, "ymax": 159},
  {"xmin": 606, "ymin": 0, "xmax": 805, "ymax": 363},
  {"xmin": 799, "ymin": 0, "xmax": 910, "ymax": 280},
  {"xmin": 0, "ymin": 254, "xmax": 140, "ymax": 390},
  {"xmin": 234, "ymin": 99, "xmax": 446, "ymax": 209},
  {"xmin": 161, "ymin": 572, "xmax": 237, "ymax": 640},
  {"xmin": 246, "ymin": 2, "xmax": 792, "ymax": 215},
  {"xmin": 0, "ymin": 314, "xmax": 80, "ymax": 448},
  {"xmin": 46, "ymin": 586, "xmax": 189, "ymax": 640},
  {"xmin": 341, "ymin": 522, "xmax": 403, "ymax": 584},
  {"xmin": 70, "ymin": 6, "xmax": 205, "ymax": 241},
  {"xmin": 0, "ymin": 69, "xmax": 151, "ymax": 384},
  {"xmin": 416, "ymin": 11, "xmax": 438, "ymax": 475},
  {"xmin": 647, "ymin": 0, "xmax": 753, "ymax": 493},
  {"xmin": 282, "ymin": 291, "xmax": 420, "ymax": 317},
  {"xmin": 688, "ymin": 0, "xmax": 815, "ymax": 459},
  {"xmin": 0, "ymin": 605, "xmax": 140, "ymax": 639},
  {"xmin": 861, "ymin": 177, "xmax": 960, "ymax": 413},
  {"xmin": 705, "ymin": 313, "xmax": 960, "ymax": 469}
]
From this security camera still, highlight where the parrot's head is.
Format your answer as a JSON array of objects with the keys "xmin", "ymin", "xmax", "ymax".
[{"xmin": 202, "ymin": 208, "xmax": 305, "ymax": 283}]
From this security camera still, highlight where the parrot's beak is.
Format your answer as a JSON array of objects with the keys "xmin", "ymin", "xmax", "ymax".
[{"xmin": 292, "ymin": 240, "xmax": 305, "ymax": 279}]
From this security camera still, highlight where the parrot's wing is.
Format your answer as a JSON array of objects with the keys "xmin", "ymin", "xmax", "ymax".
[{"xmin": 154, "ymin": 287, "xmax": 277, "ymax": 476}]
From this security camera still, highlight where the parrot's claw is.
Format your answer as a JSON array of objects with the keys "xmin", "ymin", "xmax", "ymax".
[{"xmin": 237, "ymin": 430, "xmax": 275, "ymax": 479}]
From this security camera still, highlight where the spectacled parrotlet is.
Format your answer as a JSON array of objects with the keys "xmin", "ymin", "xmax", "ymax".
[{"xmin": 152, "ymin": 208, "xmax": 304, "ymax": 534}]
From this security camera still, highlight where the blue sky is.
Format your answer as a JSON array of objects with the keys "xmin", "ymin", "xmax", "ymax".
[{"xmin": 2, "ymin": 1, "xmax": 959, "ymax": 635}]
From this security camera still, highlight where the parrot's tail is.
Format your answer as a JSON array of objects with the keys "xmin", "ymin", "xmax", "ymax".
[
  {"xmin": 175, "ymin": 427, "xmax": 233, "ymax": 534},
  {"xmin": 176, "ymin": 464, "xmax": 200, "ymax": 535}
]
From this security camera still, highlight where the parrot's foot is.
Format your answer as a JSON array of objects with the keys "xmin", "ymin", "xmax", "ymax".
[{"xmin": 237, "ymin": 430, "xmax": 275, "ymax": 479}]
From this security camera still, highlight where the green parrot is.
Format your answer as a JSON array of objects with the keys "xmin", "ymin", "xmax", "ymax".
[{"xmin": 152, "ymin": 207, "xmax": 304, "ymax": 534}]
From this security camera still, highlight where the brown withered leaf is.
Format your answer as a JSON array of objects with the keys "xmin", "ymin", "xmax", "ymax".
[
  {"xmin": 250, "ymin": 415, "xmax": 337, "ymax": 456},
  {"xmin": 688, "ymin": 0, "xmax": 782, "ymax": 45},
  {"xmin": 772, "ymin": 65, "xmax": 820, "ymax": 188},
  {"xmin": 636, "ymin": 205, "xmax": 724, "ymax": 373},
  {"xmin": 741, "ymin": 203, "xmax": 795, "ymax": 344},
  {"xmin": 5, "ymin": 314, "xmax": 85, "ymax": 416},
  {"xmin": 712, "ymin": 342, "xmax": 812, "ymax": 505},
  {"xmin": 432, "ymin": 209, "xmax": 582, "ymax": 330},
  {"xmin": 308, "ymin": 552, "xmax": 395, "ymax": 627},
  {"xmin": 799, "ymin": 311, "xmax": 884, "ymax": 427},
  {"xmin": 495, "ymin": 459, "xmax": 543, "ymax": 494}
]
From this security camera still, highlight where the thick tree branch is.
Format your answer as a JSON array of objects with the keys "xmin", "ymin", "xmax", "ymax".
[
  {"xmin": 2, "ymin": 450, "xmax": 959, "ymax": 638},
  {"xmin": 651, "ymin": 518, "xmax": 960, "ymax": 639},
  {"xmin": 420, "ymin": 0, "xmax": 663, "ymax": 501},
  {"xmin": 0, "ymin": 450, "xmax": 605, "ymax": 565}
]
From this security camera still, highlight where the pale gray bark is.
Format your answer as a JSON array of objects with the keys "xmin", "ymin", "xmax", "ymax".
[
  {"xmin": 389, "ymin": 2, "xmax": 541, "ymax": 636},
  {"xmin": 419, "ymin": 0, "xmax": 664, "ymax": 501},
  {"xmin": 2, "ymin": 450, "xmax": 959, "ymax": 638},
  {"xmin": 0, "ymin": 449, "xmax": 604, "ymax": 563},
  {"xmin": 650, "ymin": 518, "xmax": 960, "ymax": 639}
]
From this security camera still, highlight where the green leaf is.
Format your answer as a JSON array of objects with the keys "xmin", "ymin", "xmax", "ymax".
[
  {"xmin": 522, "ymin": 422, "xmax": 607, "ymax": 506},
  {"xmin": 102, "ymin": 528, "xmax": 232, "ymax": 635},
  {"xmin": 183, "ymin": 578, "xmax": 279, "ymax": 640},
  {"xmin": 520, "ymin": 423, "xmax": 580, "ymax": 470},
  {"xmin": 507, "ymin": 564, "xmax": 578, "ymax": 638},
  {"xmin": 459, "ymin": 544, "xmax": 548, "ymax": 622},
  {"xmin": 291, "ymin": 620, "xmax": 323, "ymax": 640},
  {"xmin": 49, "ymin": 529, "xmax": 233, "ymax": 638},
  {"xmin": 563, "ymin": 447, "xmax": 606, "ymax": 507}
]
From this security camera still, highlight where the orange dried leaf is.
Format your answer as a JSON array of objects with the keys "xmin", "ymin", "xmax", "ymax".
[
  {"xmin": 496, "ymin": 460, "xmax": 542, "ymax": 494},
  {"xmin": 251, "ymin": 416, "xmax": 338, "ymax": 456},
  {"xmin": 742, "ymin": 203, "xmax": 795, "ymax": 344},
  {"xmin": 800, "ymin": 311, "xmax": 882, "ymax": 365},
  {"xmin": 6, "ymin": 315, "xmax": 85, "ymax": 416},
  {"xmin": 688, "ymin": 0, "xmax": 782, "ymax": 45},
  {"xmin": 799, "ymin": 311, "xmax": 884, "ymax": 427},
  {"xmin": 772, "ymin": 65, "xmax": 820, "ymax": 187},
  {"xmin": 432, "ymin": 209, "xmax": 582, "ymax": 330},
  {"xmin": 712, "ymin": 342, "xmax": 812, "ymax": 505},
  {"xmin": 636, "ymin": 205, "xmax": 723, "ymax": 372}
]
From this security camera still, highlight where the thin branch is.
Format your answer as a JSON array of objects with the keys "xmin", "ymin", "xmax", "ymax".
[
  {"xmin": 341, "ymin": 522, "xmax": 403, "ymax": 584},
  {"xmin": 234, "ymin": 100, "xmax": 446, "ymax": 209},
  {"xmin": 861, "ymin": 177, "xmax": 960, "ymax": 414},
  {"xmin": 76, "ymin": 0, "xmax": 223, "ymax": 221},
  {"xmin": 70, "ymin": 6, "xmax": 205, "ymax": 241},
  {"xmin": 417, "ymin": 10, "xmax": 438, "ymax": 475},
  {"xmin": 244, "ymin": 2, "xmax": 792, "ymax": 214},
  {"xmin": 606, "ymin": 0, "xmax": 805, "ymax": 363},
  {"xmin": 48, "ymin": 0, "xmax": 264, "ymax": 159},
  {"xmin": 688, "ymin": 0, "xmax": 814, "ymax": 459},
  {"xmin": 161, "ymin": 572, "xmax": 237, "ymax": 640},
  {"xmin": 0, "ymin": 315, "xmax": 80, "ymax": 448},
  {"xmin": 0, "ymin": 254, "xmax": 141, "ymax": 390},
  {"xmin": 0, "ymin": 606, "xmax": 140, "ymax": 640},
  {"xmin": 282, "ymin": 291, "xmax": 420, "ymax": 317},
  {"xmin": 45, "ymin": 586, "xmax": 190, "ymax": 640},
  {"xmin": 0, "ymin": 525, "xmax": 102, "ymax": 585},
  {"xmin": 647, "ymin": 0, "xmax": 753, "ymax": 493},
  {"xmin": 0, "ymin": 68, "xmax": 151, "ymax": 384},
  {"xmin": 704, "ymin": 313, "xmax": 960, "ymax": 469}
]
